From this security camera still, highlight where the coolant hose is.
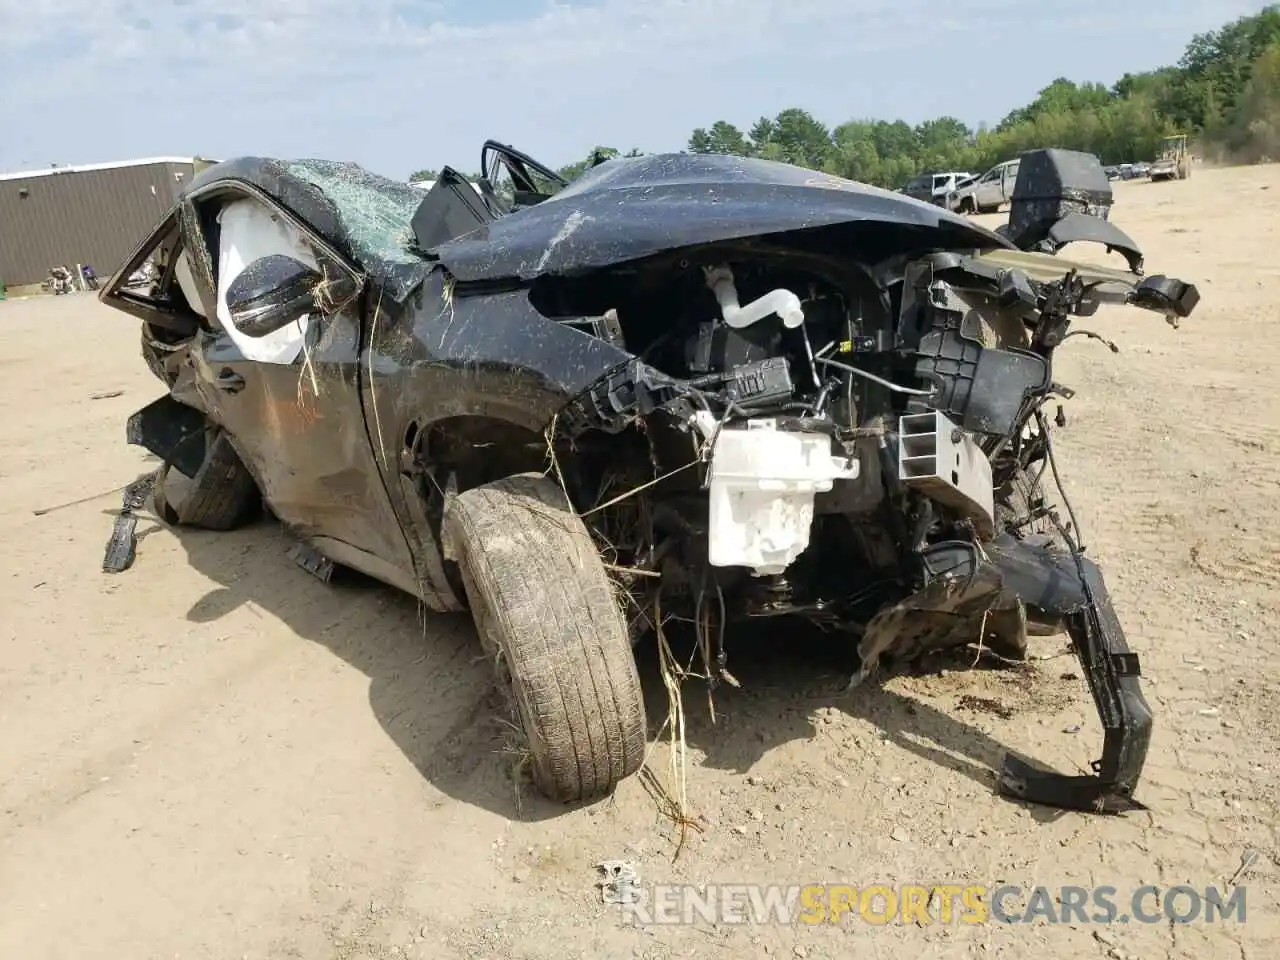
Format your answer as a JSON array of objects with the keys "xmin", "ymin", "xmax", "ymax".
[{"xmin": 704, "ymin": 265, "xmax": 805, "ymax": 329}]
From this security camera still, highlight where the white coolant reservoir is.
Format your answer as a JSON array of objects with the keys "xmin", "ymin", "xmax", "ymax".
[{"xmin": 706, "ymin": 419, "xmax": 860, "ymax": 576}]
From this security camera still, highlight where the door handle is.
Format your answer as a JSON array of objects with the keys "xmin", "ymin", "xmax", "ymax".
[{"xmin": 215, "ymin": 369, "xmax": 246, "ymax": 393}]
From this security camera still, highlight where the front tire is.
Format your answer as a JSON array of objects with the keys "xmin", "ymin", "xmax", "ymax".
[{"xmin": 444, "ymin": 473, "xmax": 646, "ymax": 803}]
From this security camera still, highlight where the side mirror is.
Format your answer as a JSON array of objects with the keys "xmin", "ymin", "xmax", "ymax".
[{"xmin": 225, "ymin": 254, "xmax": 356, "ymax": 337}]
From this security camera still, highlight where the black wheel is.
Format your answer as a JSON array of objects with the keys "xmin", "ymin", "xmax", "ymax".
[
  {"xmin": 443, "ymin": 473, "xmax": 646, "ymax": 802},
  {"xmin": 152, "ymin": 426, "xmax": 260, "ymax": 530}
]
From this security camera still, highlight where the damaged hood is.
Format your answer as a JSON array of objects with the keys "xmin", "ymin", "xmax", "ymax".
[{"xmin": 431, "ymin": 153, "xmax": 1014, "ymax": 282}]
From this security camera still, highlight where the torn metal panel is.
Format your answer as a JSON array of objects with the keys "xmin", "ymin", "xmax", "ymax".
[{"xmin": 999, "ymin": 554, "xmax": 1152, "ymax": 814}]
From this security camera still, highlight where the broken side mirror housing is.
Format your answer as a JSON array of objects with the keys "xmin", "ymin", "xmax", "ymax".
[{"xmin": 226, "ymin": 254, "xmax": 355, "ymax": 337}]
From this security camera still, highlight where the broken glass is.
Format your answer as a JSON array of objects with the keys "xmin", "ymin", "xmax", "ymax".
[{"xmin": 288, "ymin": 160, "xmax": 424, "ymax": 269}]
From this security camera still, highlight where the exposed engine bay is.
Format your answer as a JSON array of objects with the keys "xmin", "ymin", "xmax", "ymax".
[{"xmin": 528, "ymin": 171, "xmax": 1197, "ymax": 812}]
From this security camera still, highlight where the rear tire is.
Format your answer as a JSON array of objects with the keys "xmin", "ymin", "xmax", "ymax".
[
  {"xmin": 444, "ymin": 473, "xmax": 647, "ymax": 803},
  {"xmin": 152, "ymin": 426, "xmax": 260, "ymax": 531}
]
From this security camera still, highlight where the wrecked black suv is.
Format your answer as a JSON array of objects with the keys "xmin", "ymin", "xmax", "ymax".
[{"xmin": 101, "ymin": 142, "xmax": 1199, "ymax": 813}]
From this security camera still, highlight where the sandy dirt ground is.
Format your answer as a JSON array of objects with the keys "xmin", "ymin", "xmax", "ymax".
[{"xmin": 2, "ymin": 165, "xmax": 1278, "ymax": 960}]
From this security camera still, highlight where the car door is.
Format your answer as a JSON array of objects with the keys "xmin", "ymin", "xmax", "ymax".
[
  {"xmin": 180, "ymin": 182, "xmax": 419, "ymax": 594},
  {"xmin": 100, "ymin": 202, "xmax": 204, "ymax": 341},
  {"xmin": 975, "ymin": 167, "xmax": 1001, "ymax": 208},
  {"xmin": 99, "ymin": 200, "xmax": 227, "ymax": 475},
  {"xmin": 1001, "ymin": 161, "xmax": 1020, "ymax": 201}
]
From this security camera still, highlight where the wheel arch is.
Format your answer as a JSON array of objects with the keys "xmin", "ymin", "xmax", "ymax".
[{"xmin": 411, "ymin": 414, "xmax": 548, "ymax": 494}]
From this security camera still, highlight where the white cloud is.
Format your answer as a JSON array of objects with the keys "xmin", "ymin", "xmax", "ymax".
[{"xmin": 0, "ymin": 0, "xmax": 1268, "ymax": 176}]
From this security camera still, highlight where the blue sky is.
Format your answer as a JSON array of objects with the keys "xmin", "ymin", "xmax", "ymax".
[{"xmin": 0, "ymin": 0, "xmax": 1267, "ymax": 180}]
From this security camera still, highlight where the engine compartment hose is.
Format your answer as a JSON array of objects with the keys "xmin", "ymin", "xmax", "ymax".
[
  {"xmin": 703, "ymin": 264, "xmax": 805, "ymax": 329},
  {"xmin": 813, "ymin": 354, "xmax": 935, "ymax": 397}
]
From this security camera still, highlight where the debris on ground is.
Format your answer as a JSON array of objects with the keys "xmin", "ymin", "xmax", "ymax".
[
  {"xmin": 596, "ymin": 860, "xmax": 642, "ymax": 905},
  {"xmin": 1227, "ymin": 847, "xmax": 1260, "ymax": 887}
]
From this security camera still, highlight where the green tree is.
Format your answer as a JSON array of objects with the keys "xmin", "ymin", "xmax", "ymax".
[
  {"xmin": 999, "ymin": 78, "xmax": 1113, "ymax": 130},
  {"xmin": 1227, "ymin": 38, "xmax": 1280, "ymax": 160},
  {"xmin": 871, "ymin": 120, "xmax": 918, "ymax": 160},
  {"xmin": 556, "ymin": 146, "xmax": 646, "ymax": 181},
  {"xmin": 745, "ymin": 109, "xmax": 833, "ymax": 167},
  {"xmin": 828, "ymin": 121, "xmax": 882, "ymax": 183},
  {"xmin": 410, "ymin": 7, "xmax": 1280, "ymax": 189},
  {"xmin": 1179, "ymin": 5, "xmax": 1280, "ymax": 128},
  {"xmin": 688, "ymin": 121, "xmax": 751, "ymax": 156}
]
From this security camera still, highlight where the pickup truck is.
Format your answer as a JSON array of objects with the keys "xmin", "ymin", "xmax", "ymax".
[{"xmin": 948, "ymin": 158, "xmax": 1020, "ymax": 214}]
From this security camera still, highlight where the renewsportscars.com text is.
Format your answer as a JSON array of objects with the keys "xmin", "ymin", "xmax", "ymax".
[{"xmin": 617, "ymin": 883, "xmax": 1248, "ymax": 926}]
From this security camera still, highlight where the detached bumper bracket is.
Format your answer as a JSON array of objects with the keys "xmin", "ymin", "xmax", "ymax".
[
  {"xmin": 998, "ymin": 555, "xmax": 1152, "ymax": 814},
  {"xmin": 102, "ymin": 473, "xmax": 159, "ymax": 574}
]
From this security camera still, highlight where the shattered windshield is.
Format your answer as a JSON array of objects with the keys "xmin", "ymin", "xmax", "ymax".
[{"xmin": 287, "ymin": 160, "xmax": 424, "ymax": 267}]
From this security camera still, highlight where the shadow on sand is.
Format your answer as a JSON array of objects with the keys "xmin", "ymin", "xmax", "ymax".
[{"xmin": 132, "ymin": 501, "xmax": 1073, "ymax": 825}]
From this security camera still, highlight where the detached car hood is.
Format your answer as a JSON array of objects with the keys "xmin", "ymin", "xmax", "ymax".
[{"xmin": 432, "ymin": 153, "xmax": 1014, "ymax": 282}]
